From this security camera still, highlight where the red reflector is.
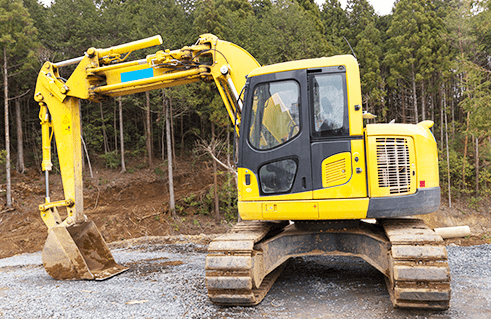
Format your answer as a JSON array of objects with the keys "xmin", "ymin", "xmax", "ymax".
[{"xmin": 420, "ymin": 181, "xmax": 426, "ymax": 187}]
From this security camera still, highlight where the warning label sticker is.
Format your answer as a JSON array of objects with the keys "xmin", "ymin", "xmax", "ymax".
[{"xmin": 62, "ymin": 115, "xmax": 71, "ymax": 134}]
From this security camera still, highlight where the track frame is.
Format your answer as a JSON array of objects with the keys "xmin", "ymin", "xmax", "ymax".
[{"xmin": 205, "ymin": 218, "xmax": 450, "ymax": 309}]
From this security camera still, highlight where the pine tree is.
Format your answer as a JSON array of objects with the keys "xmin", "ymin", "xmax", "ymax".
[
  {"xmin": 355, "ymin": 20, "xmax": 385, "ymax": 118},
  {"xmin": 296, "ymin": 0, "xmax": 325, "ymax": 35},
  {"xmin": 346, "ymin": 0, "xmax": 376, "ymax": 49},
  {"xmin": 385, "ymin": 0, "xmax": 444, "ymax": 123},
  {"xmin": 320, "ymin": 0, "xmax": 349, "ymax": 55},
  {"xmin": 447, "ymin": 0, "xmax": 491, "ymax": 194},
  {"xmin": 0, "ymin": 0, "xmax": 38, "ymax": 208},
  {"xmin": 43, "ymin": 0, "xmax": 102, "ymax": 59},
  {"xmin": 254, "ymin": 0, "xmax": 331, "ymax": 64}
]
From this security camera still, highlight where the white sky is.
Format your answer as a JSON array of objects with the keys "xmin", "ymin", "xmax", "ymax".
[{"xmin": 39, "ymin": 0, "xmax": 396, "ymax": 16}]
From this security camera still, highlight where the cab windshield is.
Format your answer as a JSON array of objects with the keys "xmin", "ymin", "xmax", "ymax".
[{"xmin": 248, "ymin": 80, "xmax": 300, "ymax": 150}]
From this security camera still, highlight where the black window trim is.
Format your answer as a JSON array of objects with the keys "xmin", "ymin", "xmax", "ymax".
[{"xmin": 257, "ymin": 156, "xmax": 300, "ymax": 195}]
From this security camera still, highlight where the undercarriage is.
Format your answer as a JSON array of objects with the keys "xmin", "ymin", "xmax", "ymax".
[{"xmin": 205, "ymin": 218, "xmax": 450, "ymax": 310}]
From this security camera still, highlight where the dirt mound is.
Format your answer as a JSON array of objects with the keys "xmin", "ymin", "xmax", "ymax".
[{"xmin": 418, "ymin": 200, "xmax": 491, "ymax": 246}]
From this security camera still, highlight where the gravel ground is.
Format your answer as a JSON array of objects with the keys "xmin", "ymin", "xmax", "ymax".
[{"xmin": 0, "ymin": 239, "xmax": 489, "ymax": 319}]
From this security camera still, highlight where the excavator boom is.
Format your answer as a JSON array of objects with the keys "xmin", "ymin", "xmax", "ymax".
[{"xmin": 34, "ymin": 34, "xmax": 260, "ymax": 280}]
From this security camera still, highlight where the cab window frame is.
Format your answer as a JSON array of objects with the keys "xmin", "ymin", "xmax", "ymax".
[
  {"xmin": 247, "ymin": 78, "xmax": 302, "ymax": 151},
  {"xmin": 309, "ymin": 70, "xmax": 350, "ymax": 139}
]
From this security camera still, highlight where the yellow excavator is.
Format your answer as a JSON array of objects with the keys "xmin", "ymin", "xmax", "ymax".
[{"xmin": 34, "ymin": 34, "xmax": 450, "ymax": 309}]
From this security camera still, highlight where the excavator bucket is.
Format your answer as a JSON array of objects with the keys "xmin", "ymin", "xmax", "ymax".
[{"xmin": 42, "ymin": 220, "xmax": 128, "ymax": 280}]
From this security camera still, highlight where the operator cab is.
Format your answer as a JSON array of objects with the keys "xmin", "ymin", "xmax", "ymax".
[{"xmin": 238, "ymin": 56, "xmax": 367, "ymax": 207}]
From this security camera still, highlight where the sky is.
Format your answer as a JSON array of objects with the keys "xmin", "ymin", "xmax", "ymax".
[{"xmin": 38, "ymin": 0, "xmax": 396, "ymax": 16}]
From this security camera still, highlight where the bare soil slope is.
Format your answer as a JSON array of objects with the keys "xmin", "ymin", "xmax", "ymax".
[
  {"xmin": 0, "ymin": 158, "xmax": 232, "ymax": 259},
  {"xmin": 0, "ymin": 158, "xmax": 490, "ymax": 259}
]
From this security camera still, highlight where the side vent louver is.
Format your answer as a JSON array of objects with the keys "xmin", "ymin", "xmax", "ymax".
[
  {"xmin": 321, "ymin": 152, "xmax": 351, "ymax": 188},
  {"xmin": 376, "ymin": 137, "xmax": 411, "ymax": 194},
  {"xmin": 325, "ymin": 158, "xmax": 347, "ymax": 185}
]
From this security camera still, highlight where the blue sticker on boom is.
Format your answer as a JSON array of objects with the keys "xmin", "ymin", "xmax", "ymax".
[{"xmin": 120, "ymin": 68, "xmax": 154, "ymax": 83}]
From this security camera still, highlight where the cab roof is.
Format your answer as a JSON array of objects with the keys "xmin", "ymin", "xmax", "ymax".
[{"xmin": 247, "ymin": 55, "xmax": 358, "ymax": 78}]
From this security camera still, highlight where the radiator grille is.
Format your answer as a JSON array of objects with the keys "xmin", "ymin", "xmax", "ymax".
[
  {"xmin": 376, "ymin": 137, "xmax": 411, "ymax": 194},
  {"xmin": 324, "ymin": 158, "xmax": 347, "ymax": 185}
]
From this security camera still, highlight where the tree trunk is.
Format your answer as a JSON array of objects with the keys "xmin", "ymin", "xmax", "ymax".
[
  {"xmin": 444, "ymin": 89, "xmax": 451, "ymax": 208},
  {"xmin": 451, "ymin": 91, "xmax": 455, "ymax": 136},
  {"xmin": 181, "ymin": 115, "xmax": 184, "ymax": 156},
  {"xmin": 411, "ymin": 63, "xmax": 418, "ymax": 123},
  {"xmin": 475, "ymin": 136, "xmax": 479, "ymax": 195},
  {"xmin": 170, "ymin": 98, "xmax": 175, "ymax": 162},
  {"xmin": 119, "ymin": 97, "xmax": 126, "ymax": 173},
  {"xmin": 164, "ymin": 90, "xmax": 175, "ymax": 216},
  {"xmin": 440, "ymin": 105, "xmax": 444, "ymax": 149},
  {"xmin": 3, "ymin": 48, "xmax": 12, "ymax": 208},
  {"xmin": 201, "ymin": 116, "xmax": 204, "ymax": 138},
  {"xmin": 80, "ymin": 103, "xmax": 85, "ymax": 171},
  {"xmin": 227, "ymin": 122, "xmax": 231, "ymax": 168},
  {"xmin": 145, "ymin": 91, "xmax": 152, "ymax": 167},
  {"xmin": 162, "ymin": 121, "xmax": 165, "ymax": 161},
  {"xmin": 81, "ymin": 136, "xmax": 93, "ymax": 178},
  {"xmin": 430, "ymin": 82, "xmax": 434, "ymax": 123},
  {"xmin": 401, "ymin": 82, "xmax": 406, "ymax": 123},
  {"xmin": 212, "ymin": 122, "xmax": 219, "ymax": 216},
  {"xmin": 462, "ymin": 111, "xmax": 470, "ymax": 189},
  {"xmin": 226, "ymin": 121, "xmax": 233, "ymax": 218},
  {"xmin": 421, "ymin": 80, "xmax": 425, "ymax": 121},
  {"xmin": 15, "ymin": 98, "xmax": 25, "ymax": 173},
  {"xmin": 113, "ymin": 103, "xmax": 118, "ymax": 153},
  {"xmin": 99, "ymin": 102, "xmax": 109, "ymax": 154},
  {"xmin": 161, "ymin": 94, "xmax": 165, "ymax": 161}
]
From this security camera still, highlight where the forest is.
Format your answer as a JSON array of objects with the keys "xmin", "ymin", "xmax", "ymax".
[{"xmin": 1, "ymin": 0, "xmax": 491, "ymax": 214}]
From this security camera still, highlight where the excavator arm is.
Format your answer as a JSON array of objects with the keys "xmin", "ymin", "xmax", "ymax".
[{"xmin": 34, "ymin": 34, "xmax": 260, "ymax": 280}]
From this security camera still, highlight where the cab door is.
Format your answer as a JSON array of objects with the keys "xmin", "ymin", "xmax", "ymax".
[
  {"xmin": 238, "ymin": 70, "xmax": 313, "ymax": 202},
  {"xmin": 308, "ymin": 66, "xmax": 367, "ymax": 200}
]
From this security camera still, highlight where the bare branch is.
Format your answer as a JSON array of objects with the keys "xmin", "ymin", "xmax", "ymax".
[
  {"xmin": 7, "ymin": 67, "xmax": 29, "ymax": 78},
  {"xmin": 196, "ymin": 138, "xmax": 238, "ymax": 184},
  {"xmin": 7, "ymin": 89, "xmax": 30, "ymax": 101},
  {"xmin": 7, "ymin": 62, "xmax": 24, "ymax": 70}
]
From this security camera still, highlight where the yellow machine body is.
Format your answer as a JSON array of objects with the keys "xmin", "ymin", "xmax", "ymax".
[
  {"xmin": 34, "ymin": 34, "xmax": 440, "ymax": 281},
  {"xmin": 236, "ymin": 56, "xmax": 439, "ymax": 221}
]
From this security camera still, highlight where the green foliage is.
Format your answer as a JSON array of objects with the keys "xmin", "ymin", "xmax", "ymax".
[
  {"xmin": 175, "ymin": 174, "xmax": 238, "ymax": 218},
  {"xmin": 0, "ymin": 0, "xmax": 40, "ymax": 103},
  {"xmin": 0, "ymin": 150, "xmax": 6, "ymax": 169},
  {"xmin": 0, "ymin": 0, "xmax": 38, "ymax": 56},
  {"xmin": 43, "ymin": 0, "xmax": 103, "ymax": 57},
  {"xmin": 99, "ymin": 151, "xmax": 121, "ymax": 169},
  {"xmin": 183, "ymin": 193, "xmax": 201, "ymax": 207},
  {"xmin": 253, "ymin": 0, "xmax": 332, "ymax": 64},
  {"xmin": 321, "ymin": 0, "xmax": 349, "ymax": 55},
  {"xmin": 219, "ymin": 175, "xmax": 238, "ymax": 218},
  {"xmin": 154, "ymin": 165, "xmax": 165, "ymax": 177},
  {"xmin": 3, "ymin": 0, "xmax": 490, "ymax": 205},
  {"xmin": 171, "ymin": 222, "xmax": 180, "ymax": 231}
]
